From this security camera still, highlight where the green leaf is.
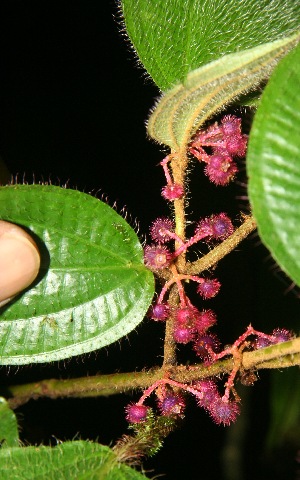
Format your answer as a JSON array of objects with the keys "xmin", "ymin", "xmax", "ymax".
[
  {"xmin": 266, "ymin": 369, "xmax": 300, "ymax": 449},
  {"xmin": 0, "ymin": 397, "xmax": 19, "ymax": 448},
  {"xmin": 121, "ymin": 0, "xmax": 300, "ymax": 91},
  {"xmin": 247, "ymin": 41, "xmax": 300, "ymax": 285},
  {"xmin": 0, "ymin": 185, "xmax": 154, "ymax": 364},
  {"xmin": 0, "ymin": 441, "xmax": 148, "ymax": 479},
  {"xmin": 147, "ymin": 34, "xmax": 299, "ymax": 151}
]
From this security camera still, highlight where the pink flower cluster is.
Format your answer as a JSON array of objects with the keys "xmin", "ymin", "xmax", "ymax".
[
  {"xmin": 189, "ymin": 115, "xmax": 247, "ymax": 185},
  {"xmin": 125, "ymin": 323, "xmax": 293, "ymax": 427},
  {"xmin": 130, "ymin": 114, "xmax": 293, "ymax": 430},
  {"xmin": 144, "ymin": 211, "xmax": 228, "ymax": 364},
  {"xmin": 173, "ymin": 306, "xmax": 217, "ymax": 345},
  {"xmin": 125, "ymin": 378, "xmax": 240, "ymax": 427},
  {"xmin": 254, "ymin": 328, "xmax": 293, "ymax": 349},
  {"xmin": 144, "ymin": 213, "xmax": 234, "ymax": 272},
  {"xmin": 193, "ymin": 379, "xmax": 240, "ymax": 426},
  {"xmin": 125, "ymin": 320, "xmax": 293, "ymax": 426}
]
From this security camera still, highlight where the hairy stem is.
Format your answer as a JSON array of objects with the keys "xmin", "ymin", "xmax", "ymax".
[
  {"xmin": 160, "ymin": 149, "xmax": 189, "ymax": 368},
  {"xmin": 171, "ymin": 149, "xmax": 188, "ymax": 271},
  {"xmin": 5, "ymin": 337, "xmax": 300, "ymax": 409},
  {"xmin": 185, "ymin": 216, "xmax": 257, "ymax": 275},
  {"xmin": 162, "ymin": 285, "xmax": 179, "ymax": 369}
]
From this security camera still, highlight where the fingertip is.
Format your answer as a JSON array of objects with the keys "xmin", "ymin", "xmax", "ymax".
[{"xmin": 0, "ymin": 221, "xmax": 40, "ymax": 306}]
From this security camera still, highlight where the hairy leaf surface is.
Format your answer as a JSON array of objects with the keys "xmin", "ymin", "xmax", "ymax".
[
  {"xmin": 147, "ymin": 35, "xmax": 299, "ymax": 151},
  {"xmin": 0, "ymin": 441, "xmax": 147, "ymax": 479},
  {"xmin": 247, "ymin": 42, "xmax": 300, "ymax": 285},
  {"xmin": 121, "ymin": 0, "xmax": 300, "ymax": 90},
  {"xmin": 0, "ymin": 397, "xmax": 19, "ymax": 448},
  {"xmin": 0, "ymin": 185, "xmax": 154, "ymax": 364}
]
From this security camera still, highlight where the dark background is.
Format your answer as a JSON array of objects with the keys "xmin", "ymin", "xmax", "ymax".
[{"xmin": 0, "ymin": 2, "xmax": 299, "ymax": 479}]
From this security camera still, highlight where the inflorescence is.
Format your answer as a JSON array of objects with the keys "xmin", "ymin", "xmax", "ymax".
[{"xmin": 126, "ymin": 115, "xmax": 293, "ymax": 428}]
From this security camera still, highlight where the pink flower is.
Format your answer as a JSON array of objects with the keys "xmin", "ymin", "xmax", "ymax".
[
  {"xmin": 195, "ymin": 213, "xmax": 233, "ymax": 240},
  {"xmin": 271, "ymin": 328, "xmax": 293, "ymax": 343},
  {"xmin": 204, "ymin": 154, "xmax": 238, "ymax": 185},
  {"xmin": 193, "ymin": 379, "xmax": 219, "ymax": 409},
  {"xmin": 158, "ymin": 393, "xmax": 186, "ymax": 416},
  {"xmin": 193, "ymin": 333, "xmax": 220, "ymax": 360},
  {"xmin": 125, "ymin": 403, "xmax": 149, "ymax": 423},
  {"xmin": 161, "ymin": 183, "xmax": 184, "ymax": 201},
  {"xmin": 150, "ymin": 217, "xmax": 175, "ymax": 243},
  {"xmin": 208, "ymin": 398, "xmax": 240, "ymax": 426},
  {"xmin": 194, "ymin": 309, "xmax": 217, "ymax": 333},
  {"xmin": 173, "ymin": 325, "xmax": 195, "ymax": 344},
  {"xmin": 197, "ymin": 278, "xmax": 221, "ymax": 299},
  {"xmin": 148, "ymin": 302, "xmax": 170, "ymax": 321},
  {"xmin": 144, "ymin": 244, "xmax": 172, "ymax": 270}
]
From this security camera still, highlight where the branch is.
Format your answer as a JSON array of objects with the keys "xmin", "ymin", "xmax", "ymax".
[
  {"xmin": 184, "ymin": 216, "xmax": 257, "ymax": 274},
  {"xmin": 242, "ymin": 336, "xmax": 300, "ymax": 370},
  {"xmin": 5, "ymin": 337, "xmax": 300, "ymax": 409}
]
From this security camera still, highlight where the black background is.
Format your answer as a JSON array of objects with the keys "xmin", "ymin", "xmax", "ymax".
[{"xmin": 0, "ymin": 2, "xmax": 299, "ymax": 479}]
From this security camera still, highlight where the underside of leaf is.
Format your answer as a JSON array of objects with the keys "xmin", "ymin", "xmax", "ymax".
[
  {"xmin": 122, "ymin": 0, "xmax": 300, "ymax": 91},
  {"xmin": 147, "ymin": 34, "xmax": 299, "ymax": 151}
]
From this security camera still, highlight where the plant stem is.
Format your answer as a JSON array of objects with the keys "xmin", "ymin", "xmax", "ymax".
[
  {"xmin": 171, "ymin": 149, "xmax": 188, "ymax": 272},
  {"xmin": 160, "ymin": 149, "xmax": 189, "ymax": 369},
  {"xmin": 242, "ymin": 336, "xmax": 300, "ymax": 369},
  {"xmin": 161, "ymin": 285, "xmax": 179, "ymax": 369},
  {"xmin": 5, "ymin": 337, "xmax": 300, "ymax": 409},
  {"xmin": 185, "ymin": 216, "xmax": 257, "ymax": 274}
]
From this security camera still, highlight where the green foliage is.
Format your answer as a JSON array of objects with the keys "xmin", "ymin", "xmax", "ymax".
[
  {"xmin": 0, "ymin": 441, "xmax": 148, "ymax": 480},
  {"xmin": 121, "ymin": 0, "xmax": 300, "ymax": 90},
  {"xmin": 247, "ymin": 42, "xmax": 300, "ymax": 286},
  {"xmin": 0, "ymin": 398, "xmax": 148, "ymax": 479},
  {"xmin": 267, "ymin": 368, "xmax": 300, "ymax": 449},
  {"xmin": 0, "ymin": 397, "xmax": 19, "ymax": 448},
  {"xmin": 128, "ymin": 410, "xmax": 177, "ymax": 457},
  {"xmin": 1, "ymin": 1, "xmax": 300, "ymax": 478},
  {"xmin": 147, "ymin": 34, "xmax": 298, "ymax": 150},
  {"xmin": 0, "ymin": 185, "xmax": 154, "ymax": 364}
]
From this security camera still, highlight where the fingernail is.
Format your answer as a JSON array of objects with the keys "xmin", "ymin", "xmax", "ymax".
[{"xmin": 0, "ymin": 221, "xmax": 40, "ymax": 307}]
